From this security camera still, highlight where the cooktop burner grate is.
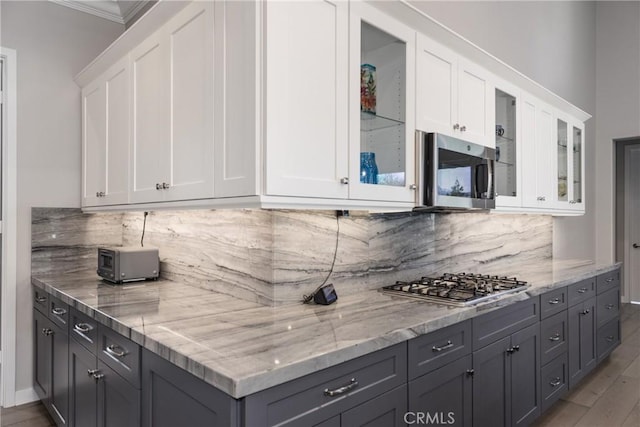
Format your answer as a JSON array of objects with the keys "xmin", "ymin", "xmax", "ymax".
[{"xmin": 381, "ymin": 273, "xmax": 529, "ymax": 306}]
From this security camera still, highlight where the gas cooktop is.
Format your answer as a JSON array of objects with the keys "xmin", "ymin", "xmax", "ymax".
[{"xmin": 381, "ymin": 272, "xmax": 529, "ymax": 307}]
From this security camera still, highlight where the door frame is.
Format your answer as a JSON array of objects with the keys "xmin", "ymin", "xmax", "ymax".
[
  {"xmin": 615, "ymin": 137, "xmax": 640, "ymax": 304},
  {"xmin": 0, "ymin": 46, "xmax": 18, "ymax": 407}
]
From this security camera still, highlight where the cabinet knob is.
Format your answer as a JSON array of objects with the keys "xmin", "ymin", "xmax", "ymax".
[
  {"xmin": 633, "ymin": 243, "xmax": 639, "ymax": 249},
  {"xmin": 460, "ymin": 125, "xmax": 467, "ymax": 132},
  {"xmin": 453, "ymin": 123, "xmax": 460, "ymax": 130},
  {"xmin": 409, "ymin": 184, "xmax": 417, "ymax": 190},
  {"xmin": 92, "ymin": 373, "xmax": 105, "ymax": 382},
  {"xmin": 87, "ymin": 369, "xmax": 99, "ymax": 377},
  {"xmin": 42, "ymin": 328, "xmax": 53, "ymax": 336},
  {"xmin": 466, "ymin": 369, "xmax": 474, "ymax": 377},
  {"xmin": 156, "ymin": 183, "xmax": 162, "ymax": 190},
  {"xmin": 162, "ymin": 182, "xmax": 170, "ymax": 189},
  {"xmin": 340, "ymin": 177, "xmax": 349, "ymax": 185},
  {"xmin": 580, "ymin": 309, "xmax": 590, "ymax": 315}
]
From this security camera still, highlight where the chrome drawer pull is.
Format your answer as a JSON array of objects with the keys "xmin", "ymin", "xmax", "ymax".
[
  {"xmin": 548, "ymin": 298, "xmax": 561, "ymax": 305},
  {"xmin": 605, "ymin": 304, "xmax": 615, "ymax": 310},
  {"xmin": 87, "ymin": 369, "xmax": 99, "ymax": 377},
  {"xmin": 606, "ymin": 335, "xmax": 615, "ymax": 342},
  {"xmin": 577, "ymin": 287, "xmax": 588, "ymax": 294},
  {"xmin": 74, "ymin": 323, "xmax": 93, "ymax": 334},
  {"xmin": 51, "ymin": 307, "xmax": 67, "ymax": 316},
  {"xmin": 42, "ymin": 328, "xmax": 53, "ymax": 336},
  {"xmin": 606, "ymin": 277, "xmax": 614, "ymax": 283},
  {"xmin": 324, "ymin": 378, "xmax": 358, "ymax": 397},
  {"xmin": 432, "ymin": 340, "xmax": 454, "ymax": 352},
  {"xmin": 35, "ymin": 296, "xmax": 47, "ymax": 303},
  {"xmin": 549, "ymin": 333, "xmax": 561, "ymax": 342},
  {"xmin": 549, "ymin": 377, "xmax": 561, "ymax": 387},
  {"xmin": 105, "ymin": 344, "xmax": 127, "ymax": 358}
]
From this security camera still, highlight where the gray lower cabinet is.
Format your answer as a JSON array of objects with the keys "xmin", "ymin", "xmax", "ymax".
[
  {"xmin": 70, "ymin": 338, "xmax": 98, "ymax": 427},
  {"xmin": 341, "ymin": 385, "xmax": 407, "ymax": 427},
  {"xmin": 567, "ymin": 296, "xmax": 597, "ymax": 388},
  {"xmin": 408, "ymin": 354, "xmax": 472, "ymax": 427},
  {"xmin": 472, "ymin": 322, "xmax": 540, "ymax": 427},
  {"xmin": 141, "ymin": 349, "xmax": 238, "ymax": 427},
  {"xmin": 98, "ymin": 359, "xmax": 140, "ymax": 427},
  {"xmin": 243, "ymin": 343, "xmax": 407, "ymax": 427},
  {"xmin": 33, "ymin": 297, "xmax": 69, "ymax": 426}
]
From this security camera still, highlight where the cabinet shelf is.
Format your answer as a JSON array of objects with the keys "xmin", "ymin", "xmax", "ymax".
[{"xmin": 361, "ymin": 111, "xmax": 404, "ymax": 132}]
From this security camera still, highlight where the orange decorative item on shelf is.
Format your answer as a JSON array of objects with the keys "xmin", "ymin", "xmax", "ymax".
[{"xmin": 361, "ymin": 63, "xmax": 376, "ymax": 114}]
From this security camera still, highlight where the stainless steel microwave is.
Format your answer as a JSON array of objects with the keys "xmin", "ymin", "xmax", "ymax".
[
  {"xmin": 415, "ymin": 131, "xmax": 495, "ymax": 210},
  {"xmin": 97, "ymin": 247, "xmax": 159, "ymax": 284}
]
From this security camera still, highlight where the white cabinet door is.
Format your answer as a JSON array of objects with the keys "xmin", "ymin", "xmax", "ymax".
[
  {"xmin": 164, "ymin": 2, "xmax": 215, "ymax": 202},
  {"xmin": 264, "ymin": 0, "xmax": 349, "ymax": 199},
  {"xmin": 521, "ymin": 93, "xmax": 554, "ymax": 209},
  {"xmin": 457, "ymin": 58, "xmax": 493, "ymax": 147},
  {"xmin": 494, "ymin": 79, "xmax": 522, "ymax": 209},
  {"xmin": 348, "ymin": 1, "xmax": 416, "ymax": 202},
  {"xmin": 130, "ymin": 29, "xmax": 169, "ymax": 204},
  {"xmin": 416, "ymin": 35, "xmax": 456, "ymax": 136},
  {"xmin": 82, "ymin": 80, "xmax": 106, "ymax": 207},
  {"xmin": 416, "ymin": 35, "xmax": 493, "ymax": 147},
  {"xmin": 104, "ymin": 59, "xmax": 130, "ymax": 205},
  {"xmin": 82, "ymin": 58, "xmax": 129, "ymax": 207},
  {"xmin": 569, "ymin": 120, "xmax": 585, "ymax": 211}
]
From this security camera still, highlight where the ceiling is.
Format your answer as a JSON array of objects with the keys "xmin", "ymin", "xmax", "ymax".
[{"xmin": 50, "ymin": 0, "xmax": 151, "ymax": 25}]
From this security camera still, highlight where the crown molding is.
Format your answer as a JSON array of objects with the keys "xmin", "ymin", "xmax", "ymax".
[{"xmin": 49, "ymin": 0, "xmax": 148, "ymax": 25}]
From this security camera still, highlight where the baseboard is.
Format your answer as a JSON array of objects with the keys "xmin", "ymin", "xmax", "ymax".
[{"xmin": 14, "ymin": 387, "xmax": 39, "ymax": 406}]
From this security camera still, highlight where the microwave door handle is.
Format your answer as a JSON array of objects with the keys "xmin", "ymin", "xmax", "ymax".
[
  {"xmin": 487, "ymin": 160, "xmax": 494, "ymax": 199},
  {"xmin": 475, "ymin": 164, "xmax": 489, "ymax": 197}
]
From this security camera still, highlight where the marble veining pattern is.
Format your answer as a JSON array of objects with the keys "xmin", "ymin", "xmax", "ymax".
[{"xmin": 33, "ymin": 260, "xmax": 620, "ymax": 398}]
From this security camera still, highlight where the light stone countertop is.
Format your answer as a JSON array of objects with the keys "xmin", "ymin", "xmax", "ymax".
[{"xmin": 32, "ymin": 259, "xmax": 620, "ymax": 399}]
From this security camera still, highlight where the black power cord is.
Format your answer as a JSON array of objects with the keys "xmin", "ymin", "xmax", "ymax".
[
  {"xmin": 141, "ymin": 211, "xmax": 149, "ymax": 247},
  {"xmin": 303, "ymin": 213, "xmax": 340, "ymax": 304}
]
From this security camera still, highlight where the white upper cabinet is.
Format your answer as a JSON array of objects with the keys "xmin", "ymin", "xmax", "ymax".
[
  {"xmin": 553, "ymin": 113, "xmax": 585, "ymax": 212},
  {"xmin": 521, "ymin": 93, "xmax": 554, "ymax": 210},
  {"xmin": 348, "ymin": 1, "xmax": 416, "ymax": 202},
  {"xmin": 82, "ymin": 57, "xmax": 129, "ymax": 207},
  {"xmin": 494, "ymin": 79, "xmax": 522, "ymax": 208},
  {"xmin": 263, "ymin": 0, "xmax": 349, "ymax": 199},
  {"xmin": 416, "ymin": 35, "xmax": 493, "ymax": 147},
  {"xmin": 130, "ymin": 2, "xmax": 215, "ymax": 204}
]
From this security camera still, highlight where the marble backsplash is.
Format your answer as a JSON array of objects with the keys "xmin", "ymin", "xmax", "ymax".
[{"xmin": 32, "ymin": 208, "xmax": 552, "ymax": 305}]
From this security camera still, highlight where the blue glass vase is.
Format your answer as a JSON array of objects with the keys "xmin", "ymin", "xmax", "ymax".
[{"xmin": 360, "ymin": 152, "xmax": 379, "ymax": 184}]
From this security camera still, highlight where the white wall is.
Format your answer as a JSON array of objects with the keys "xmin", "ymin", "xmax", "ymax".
[
  {"xmin": 0, "ymin": 0, "xmax": 124, "ymax": 395},
  {"xmin": 595, "ymin": 2, "xmax": 640, "ymax": 263},
  {"xmin": 411, "ymin": 1, "xmax": 600, "ymax": 261}
]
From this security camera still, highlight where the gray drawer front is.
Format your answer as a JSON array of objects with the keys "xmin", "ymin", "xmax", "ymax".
[
  {"xmin": 473, "ymin": 298, "xmax": 539, "ymax": 350},
  {"xmin": 48, "ymin": 295, "xmax": 69, "ymax": 330},
  {"xmin": 597, "ymin": 318, "xmax": 620, "ymax": 362},
  {"xmin": 541, "ymin": 353, "xmax": 568, "ymax": 412},
  {"xmin": 540, "ymin": 311, "xmax": 568, "ymax": 366},
  {"xmin": 97, "ymin": 324, "xmax": 140, "ymax": 388},
  {"xmin": 596, "ymin": 269, "xmax": 620, "ymax": 295},
  {"xmin": 33, "ymin": 288, "xmax": 49, "ymax": 314},
  {"xmin": 540, "ymin": 287, "xmax": 567, "ymax": 320},
  {"xmin": 243, "ymin": 343, "xmax": 407, "ymax": 427},
  {"xmin": 567, "ymin": 277, "xmax": 596, "ymax": 307},
  {"xmin": 70, "ymin": 307, "xmax": 98, "ymax": 354},
  {"xmin": 408, "ymin": 320, "xmax": 471, "ymax": 380},
  {"xmin": 596, "ymin": 287, "xmax": 620, "ymax": 328}
]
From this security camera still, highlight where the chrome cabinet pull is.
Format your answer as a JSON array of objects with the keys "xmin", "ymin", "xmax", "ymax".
[
  {"xmin": 548, "ymin": 298, "xmax": 561, "ymax": 305},
  {"xmin": 92, "ymin": 373, "xmax": 104, "ymax": 381},
  {"xmin": 549, "ymin": 333, "xmax": 561, "ymax": 342},
  {"xmin": 606, "ymin": 335, "xmax": 615, "ymax": 342},
  {"xmin": 605, "ymin": 304, "xmax": 615, "ymax": 310},
  {"xmin": 156, "ymin": 183, "xmax": 162, "ymax": 190},
  {"xmin": 549, "ymin": 377, "xmax": 561, "ymax": 387},
  {"xmin": 432, "ymin": 340, "xmax": 454, "ymax": 352},
  {"xmin": 580, "ymin": 309, "xmax": 590, "ymax": 315},
  {"xmin": 453, "ymin": 123, "xmax": 460, "ymax": 130},
  {"xmin": 35, "ymin": 296, "xmax": 47, "ymax": 303},
  {"xmin": 466, "ymin": 369, "xmax": 474, "ymax": 377},
  {"xmin": 87, "ymin": 369, "xmax": 99, "ymax": 376},
  {"xmin": 324, "ymin": 378, "xmax": 358, "ymax": 397},
  {"xmin": 42, "ymin": 328, "xmax": 53, "ymax": 336},
  {"xmin": 51, "ymin": 307, "xmax": 67, "ymax": 316},
  {"xmin": 577, "ymin": 287, "xmax": 588, "ymax": 294},
  {"xmin": 162, "ymin": 182, "xmax": 170, "ymax": 189},
  {"xmin": 74, "ymin": 323, "xmax": 93, "ymax": 334},
  {"xmin": 606, "ymin": 277, "xmax": 614, "ymax": 282},
  {"xmin": 105, "ymin": 344, "xmax": 126, "ymax": 358},
  {"xmin": 460, "ymin": 125, "xmax": 467, "ymax": 132},
  {"xmin": 633, "ymin": 243, "xmax": 639, "ymax": 249}
]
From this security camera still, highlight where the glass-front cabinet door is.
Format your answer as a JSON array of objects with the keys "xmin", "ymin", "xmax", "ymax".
[
  {"xmin": 554, "ymin": 112, "xmax": 584, "ymax": 211},
  {"xmin": 349, "ymin": 2, "xmax": 415, "ymax": 202},
  {"xmin": 556, "ymin": 116, "xmax": 569, "ymax": 205},
  {"xmin": 494, "ymin": 81, "xmax": 521, "ymax": 208}
]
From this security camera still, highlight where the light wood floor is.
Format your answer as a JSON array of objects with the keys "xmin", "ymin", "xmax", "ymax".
[{"xmin": 1, "ymin": 305, "xmax": 639, "ymax": 427}]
